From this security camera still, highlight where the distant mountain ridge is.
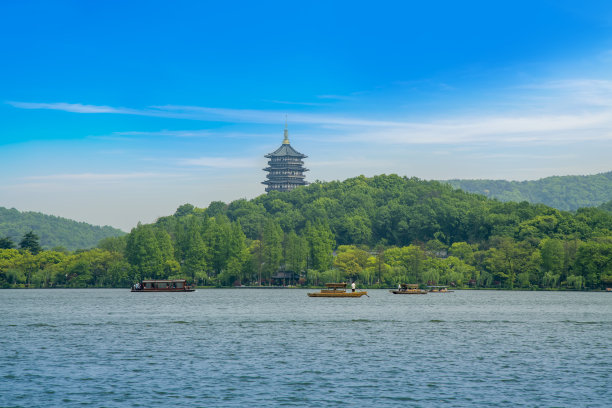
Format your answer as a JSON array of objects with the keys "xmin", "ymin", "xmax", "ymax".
[
  {"xmin": 445, "ymin": 171, "xmax": 612, "ymax": 211},
  {"xmin": 0, "ymin": 207, "xmax": 125, "ymax": 250}
]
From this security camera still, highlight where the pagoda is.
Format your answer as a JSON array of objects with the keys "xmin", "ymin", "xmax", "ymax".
[{"xmin": 262, "ymin": 124, "xmax": 309, "ymax": 192}]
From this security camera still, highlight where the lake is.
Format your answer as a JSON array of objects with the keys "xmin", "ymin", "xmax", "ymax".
[{"xmin": 1, "ymin": 289, "xmax": 610, "ymax": 407}]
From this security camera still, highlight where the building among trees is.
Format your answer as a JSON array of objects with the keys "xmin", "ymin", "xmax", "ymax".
[{"xmin": 262, "ymin": 124, "xmax": 308, "ymax": 192}]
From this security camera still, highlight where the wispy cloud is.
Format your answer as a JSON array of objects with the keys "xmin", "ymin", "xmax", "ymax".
[
  {"xmin": 6, "ymin": 101, "xmax": 190, "ymax": 119},
  {"xmin": 178, "ymin": 157, "xmax": 258, "ymax": 168},
  {"xmin": 7, "ymin": 101, "xmax": 133, "ymax": 114},
  {"xmin": 8, "ymin": 77, "xmax": 612, "ymax": 146},
  {"xmin": 113, "ymin": 129, "xmax": 214, "ymax": 138},
  {"xmin": 522, "ymin": 79, "xmax": 612, "ymax": 107},
  {"xmin": 22, "ymin": 172, "xmax": 181, "ymax": 181},
  {"xmin": 316, "ymin": 94, "xmax": 355, "ymax": 101},
  {"xmin": 262, "ymin": 99, "xmax": 325, "ymax": 106},
  {"xmin": 90, "ymin": 129, "xmax": 271, "ymax": 142}
]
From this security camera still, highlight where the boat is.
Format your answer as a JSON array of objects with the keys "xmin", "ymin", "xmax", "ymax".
[
  {"xmin": 307, "ymin": 283, "xmax": 367, "ymax": 297},
  {"xmin": 131, "ymin": 279, "xmax": 195, "ymax": 292},
  {"xmin": 427, "ymin": 285, "xmax": 453, "ymax": 293},
  {"xmin": 390, "ymin": 283, "xmax": 428, "ymax": 294}
]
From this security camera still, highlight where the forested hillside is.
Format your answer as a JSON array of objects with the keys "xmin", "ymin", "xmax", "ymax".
[
  {"xmin": 1, "ymin": 175, "xmax": 611, "ymax": 290},
  {"xmin": 0, "ymin": 207, "xmax": 125, "ymax": 250},
  {"xmin": 600, "ymin": 200, "xmax": 612, "ymax": 214},
  {"xmin": 445, "ymin": 171, "xmax": 612, "ymax": 211}
]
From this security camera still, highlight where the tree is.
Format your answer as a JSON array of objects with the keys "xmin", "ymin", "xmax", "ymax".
[
  {"xmin": 125, "ymin": 224, "xmax": 165, "ymax": 280},
  {"xmin": 573, "ymin": 239, "xmax": 612, "ymax": 288},
  {"xmin": 305, "ymin": 222, "xmax": 335, "ymax": 272},
  {"xmin": 540, "ymin": 238, "xmax": 564, "ymax": 281},
  {"xmin": 0, "ymin": 236, "xmax": 15, "ymax": 249},
  {"xmin": 261, "ymin": 219, "xmax": 283, "ymax": 283},
  {"xmin": 284, "ymin": 231, "xmax": 307, "ymax": 277},
  {"xmin": 182, "ymin": 219, "xmax": 208, "ymax": 284},
  {"xmin": 218, "ymin": 222, "xmax": 249, "ymax": 286},
  {"xmin": 20, "ymin": 231, "xmax": 42, "ymax": 255},
  {"xmin": 333, "ymin": 246, "xmax": 366, "ymax": 281},
  {"xmin": 174, "ymin": 203, "xmax": 195, "ymax": 217},
  {"xmin": 97, "ymin": 236, "xmax": 126, "ymax": 253}
]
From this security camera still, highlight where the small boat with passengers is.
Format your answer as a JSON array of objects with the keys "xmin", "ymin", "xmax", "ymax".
[
  {"xmin": 307, "ymin": 282, "xmax": 367, "ymax": 297},
  {"xmin": 131, "ymin": 279, "xmax": 195, "ymax": 292},
  {"xmin": 390, "ymin": 283, "xmax": 428, "ymax": 294},
  {"xmin": 427, "ymin": 285, "xmax": 453, "ymax": 293}
]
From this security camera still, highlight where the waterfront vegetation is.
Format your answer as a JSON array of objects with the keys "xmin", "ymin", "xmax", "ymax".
[{"xmin": 1, "ymin": 174, "xmax": 612, "ymax": 290}]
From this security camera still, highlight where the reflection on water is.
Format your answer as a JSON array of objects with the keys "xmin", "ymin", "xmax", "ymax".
[{"xmin": 1, "ymin": 289, "xmax": 610, "ymax": 407}]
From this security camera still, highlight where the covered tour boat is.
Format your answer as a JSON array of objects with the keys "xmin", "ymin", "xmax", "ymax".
[
  {"xmin": 307, "ymin": 283, "xmax": 367, "ymax": 297},
  {"xmin": 131, "ymin": 279, "xmax": 195, "ymax": 292},
  {"xmin": 427, "ymin": 285, "xmax": 453, "ymax": 293},
  {"xmin": 390, "ymin": 283, "xmax": 428, "ymax": 294}
]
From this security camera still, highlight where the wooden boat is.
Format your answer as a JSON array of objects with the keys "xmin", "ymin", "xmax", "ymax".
[
  {"xmin": 427, "ymin": 285, "xmax": 453, "ymax": 293},
  {"xmin": 307, "ymin": 283, "xmax": 367, "ymax": 297},
  {"xmin": 390, "ymin": 283, "xmax": 428, "ymax": 294},
  {"xmin": 131, "ymin": 279, "xmax": 195, "ymax": 292}
]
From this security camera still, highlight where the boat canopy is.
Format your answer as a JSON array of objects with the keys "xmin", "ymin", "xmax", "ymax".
[
  {"xmin": 325, "ymin": 283, "xmax": 347, "ymax": 288},
  {"xmin": 142, "ymin": 279, "xmax": 187, "ymax": 283}
]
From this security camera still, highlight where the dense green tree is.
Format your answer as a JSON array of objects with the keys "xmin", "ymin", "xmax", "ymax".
[
  {"xmin": 217, "ymin": 222, "xmax": 249, "ymax": 286},
  {"xmin": 333, "ymin": 245, "xmax": 369, "ymax": 281},
  {"xmin": 97, "ymin": 236, "xmax": 126, "ymax": 253},
  {"xmin": 573, "ymin": 239, "xmax": 612, "ymax": 288},
  {"xmin": 125, "ymin": 224, "xmax": 170, "ymax": 280},
  {"xmin": 20, "ymin": 231, "xmax": 42, "ymax": 255},
  {"xmin": 181, "ymin": 218, "xmax": 208, "ymax": 284},
  {"xmin": 305, "ymin": 221, "xmax": 335, "ymax": 272},
  {"xmin": 174, "ymin": 203, "xmax": 195, "ymax": 217},
  {"xmin": 261, "ymin": 219, "xmax": 283, "ymax": 283},
  {"xmin": 0, "ymin": 236, "xmax": 14, "ymax": 249},
  {"xmin": 203, "ymin": 215, "xmax": 232, "ymax": 277},
  {"xmin": 540, "ymin": 238, "xmax": 564, "ymax": 282},
  {"xmin": 283, "ymin": 230, "xmax": 307, "ymax": 276}
]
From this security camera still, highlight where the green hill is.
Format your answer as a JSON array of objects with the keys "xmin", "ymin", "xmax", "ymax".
[
  {"xmin": 600, "ymin": 200, "xmax": 612, "ymax": 214},
  {"xmin": 0, "ymin": 207, "xmax": 125, "ymax": 250},
  {"xmin": 445, "ymin": 171, "xmax": 612, "ymax": 211},
  {"xmin": 2, "ymin": 174, "xmax": 612, "ymax": 290}
]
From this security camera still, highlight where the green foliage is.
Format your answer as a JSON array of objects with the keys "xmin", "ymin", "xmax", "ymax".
[
  {"xmin": 261, "ymin": 219, "xmax": 283, "ymax": 282},
  {"xmin": 599, "ymin": 200, "xmax": 612, "ymax": 214},
  {"xmin": 0, "ymin": 207, "xmax": 125, "ymax": 250},
  {"xmin": 446, "ymin": 171, "xmax": 612, "ymax": 211},
  {"xmin": 0, "ymin": 236, "xmax": 15, "ymax": 249},
  {"xmin": 2, "ymin": 174, "xmax": 612, "ymax": 289},
  {"xmin": 19, "ymin": 231, "xmax": 42, "ymax": 255}
]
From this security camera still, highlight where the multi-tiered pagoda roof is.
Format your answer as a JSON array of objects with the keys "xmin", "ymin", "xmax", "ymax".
[{"xmin": 262, "ymin": 125, "xmax": 308, "ymax": 193}]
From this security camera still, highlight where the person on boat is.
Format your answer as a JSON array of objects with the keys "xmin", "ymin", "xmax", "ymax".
[
  {"xmin": 398, "ymin": 283, "xmax": 401, "ymax": 291},
  {"xmin": 351, "ymin": 282, "xmax": 356, "ymax": 292}
]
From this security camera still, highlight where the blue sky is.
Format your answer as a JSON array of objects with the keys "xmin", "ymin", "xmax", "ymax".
[{"xmin": 2, "ymin": 0, "xmax": 612, "ymax": 231}]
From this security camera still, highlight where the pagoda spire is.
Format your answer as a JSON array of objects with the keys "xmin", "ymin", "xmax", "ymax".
[{"xmin": 283, "ymin": 115, "xmax": 290, "ymax": 144}]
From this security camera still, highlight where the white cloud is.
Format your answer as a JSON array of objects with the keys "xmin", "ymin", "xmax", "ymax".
[
  {"xmin": 178, "ymin": 157, "xmax": 258, "ymax": 168},
  {"xmin": 262, "ymin": 99, "xmax": 325, "ymax": 106},
  {"xmin": 8, "ymin": 76, "xmax": 612, "ymax": 146},
  {"xmin": 22, "ymin": 172, "xmax": 180, "ymax": 181},
  {"xmin": 113, "ymin": 129, "xmax": 214, "ymax": 138},
  {"xmin": 7, "ymin": 101, "xmax": 132, "ymax": 114}
]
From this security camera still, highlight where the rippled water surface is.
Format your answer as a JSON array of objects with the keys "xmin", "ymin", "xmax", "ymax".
[{"xmin": 1, "ymin": 289, "xmax": 611, "ymax": 407}]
